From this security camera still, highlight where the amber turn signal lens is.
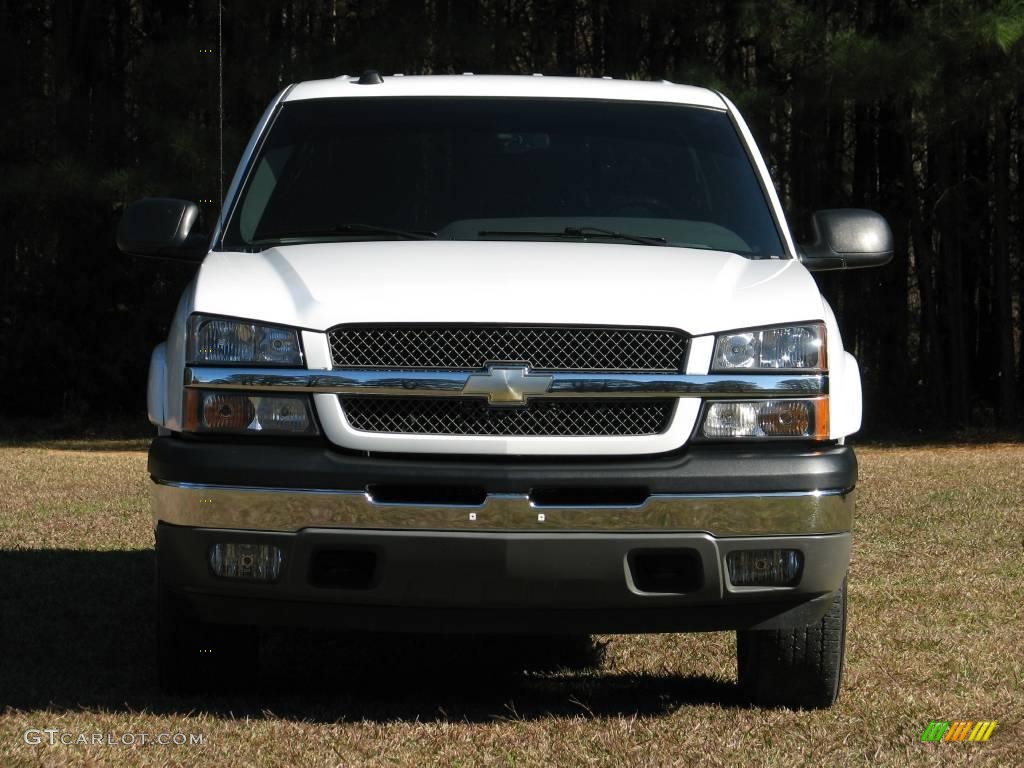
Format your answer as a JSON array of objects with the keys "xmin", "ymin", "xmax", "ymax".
[
  {"xmin": 757, "ymin": 400, "xmax": 811, "ymax": 436},
  {"xmin": 202, "ymin": 393, "xmax": 256, "ymax": 430}
]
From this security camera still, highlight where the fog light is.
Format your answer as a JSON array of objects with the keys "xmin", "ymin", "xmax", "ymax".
[
  {"xmin": 209, "ymin": 543, "xmax": 283, "ymax": 581},
  {"xmin": 726, "ymin": 549, "xmax": 803, "ymax": 587}
]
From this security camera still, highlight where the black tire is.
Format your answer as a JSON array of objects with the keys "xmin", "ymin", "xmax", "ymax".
[
  {"xmin": 736, "ymin": 577, "xmax": 847, "ymax": 709},
  {"xmin": 156, "ymin": 585, "xmax": 259, "ymax": 695}
]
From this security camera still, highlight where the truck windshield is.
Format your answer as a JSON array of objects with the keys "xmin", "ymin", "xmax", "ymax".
[{"xmin": 221, "ymin": 97, "xmax": 785, "ymax": 257}]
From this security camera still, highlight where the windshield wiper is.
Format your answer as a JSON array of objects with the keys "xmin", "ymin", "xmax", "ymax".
[
  {"xmin": 476, "ymin": 226, "xmax": 666, "ymax": 246},
  {"xmin": 252, "ymin": 223, "xmax": 438, "ymax": 244}
]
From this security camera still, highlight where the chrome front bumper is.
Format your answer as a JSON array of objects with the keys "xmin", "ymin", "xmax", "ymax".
[{"xmin": 152, "ymin": 480, "xmax": 853, "ymax": 536}]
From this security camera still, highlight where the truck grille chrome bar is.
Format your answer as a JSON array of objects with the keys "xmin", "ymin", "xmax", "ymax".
[{"xmin": 184, "ymin": 366, "xmax": 828, "ymax": 399}]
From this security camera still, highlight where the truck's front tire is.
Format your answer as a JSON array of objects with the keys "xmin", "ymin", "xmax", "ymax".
[
  {"xmin": 736, "ymin": 576, "xmax": 847, "ymax": 709},
  {"xmin": 156, "ymin": 585, "xmax": 259, "ymax": 694}
]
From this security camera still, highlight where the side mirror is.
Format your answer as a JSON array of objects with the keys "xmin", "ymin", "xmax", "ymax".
[
  {"xmin": 116, "ymin": 198, "xmax": 209, "ymax": 261},
  {"xmin": 797, "ymin": 209, "xmax": 893, "ymax": 271}
]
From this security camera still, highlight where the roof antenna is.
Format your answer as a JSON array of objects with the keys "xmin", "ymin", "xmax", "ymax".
[{"xmin": 218, "ymin": 0, "xmax": 224, "ymax": 205}]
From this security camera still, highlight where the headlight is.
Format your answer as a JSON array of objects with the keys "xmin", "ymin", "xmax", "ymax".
[
  {"xmin": 712, "ymin": 323, "xmax": 825, "ymax": 372},
  {"xmin": 700, "ymin": 398, "xmax": 828, "ymax": 440},
  {"xmin": 188, "ymin": 314, "xmax": 303, "ymax": 366},
  {"xmin": 184, "ymin": 390, "xmax": 318, "ymax": 435}
]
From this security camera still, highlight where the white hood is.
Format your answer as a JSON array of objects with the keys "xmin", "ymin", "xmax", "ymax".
[{"xmin": 192, "ymin": 240, "xmax": 824, "ymax": 335}]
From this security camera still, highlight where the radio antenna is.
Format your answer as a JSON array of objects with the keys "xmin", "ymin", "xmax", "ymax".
[{"xmin": 218, "ymin": 0, "xmax": 224, "ymax": 205}]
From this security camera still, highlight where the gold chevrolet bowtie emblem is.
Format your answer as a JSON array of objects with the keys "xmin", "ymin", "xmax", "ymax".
[{"xmin": 462, "ymin": 365, "xmax": 554, "ymax": 405}]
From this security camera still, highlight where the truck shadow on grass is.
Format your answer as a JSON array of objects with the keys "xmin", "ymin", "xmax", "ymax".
[{"xmin": 0, "ymin": 549, "xmax": 742, "ymax": 721}]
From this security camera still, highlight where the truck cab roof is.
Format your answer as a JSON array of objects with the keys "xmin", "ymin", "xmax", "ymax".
[{"xmin": 284, "ymin": 73, "xmax": 728, "ymax": 110}]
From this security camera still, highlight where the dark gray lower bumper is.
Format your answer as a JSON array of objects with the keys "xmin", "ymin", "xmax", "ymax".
[
  {"xmin": 148, "ymin": 438, "xmax": 857, "ymax": 496},
  {"xmin": 157, "ymin": 523, "xmax": 851, "ymax": 633}
]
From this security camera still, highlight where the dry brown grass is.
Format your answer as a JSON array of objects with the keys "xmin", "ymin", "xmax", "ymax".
[{"xmin": 0, "ymin": 441, "xmax": 1021, "ymax": 767}]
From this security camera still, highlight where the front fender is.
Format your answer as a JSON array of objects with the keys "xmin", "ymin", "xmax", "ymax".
[
  {"xmin": 147, "ymin": 343, "xmax": 167, "ymax": 427},
  {"xmin": 830, "ymin": 351, "xmax": 863, "ymax": 439}
]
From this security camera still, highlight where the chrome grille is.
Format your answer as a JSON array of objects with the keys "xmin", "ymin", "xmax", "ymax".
[
  {"xmin": 328, "ymin": 325, "xmax": 688, "ymax": 372},
  {"xmin": 340, "ymin": 397, "xmax": 675, "ymax": 436}
]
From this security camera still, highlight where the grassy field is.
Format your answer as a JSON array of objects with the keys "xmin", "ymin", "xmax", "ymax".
[{"xmin": 0, "ymin": 440, "xmax": 1021, "ymax": 767}]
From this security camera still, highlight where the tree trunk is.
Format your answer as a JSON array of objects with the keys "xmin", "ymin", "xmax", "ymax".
[{"xmin": 993, "ymin": 104, "xmax": 1017, "ymax": 424}]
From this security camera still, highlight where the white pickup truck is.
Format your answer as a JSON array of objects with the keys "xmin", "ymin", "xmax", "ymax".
[{"xmin": 117, "ymin": 72, "xmax": 892, "ymax": 707}]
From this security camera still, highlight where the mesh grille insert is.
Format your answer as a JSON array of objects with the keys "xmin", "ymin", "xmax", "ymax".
[
  {"xmin": 328, "ymin": 325, "xmax": 687, "ymax": 372},
  {"xmin": 340, "ymin": 397, "xmax": 675, "ymax": 436}
]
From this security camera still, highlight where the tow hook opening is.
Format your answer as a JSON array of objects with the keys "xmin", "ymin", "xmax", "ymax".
[
  {"xmin": 309, "ymin": 549, "xmax": 378, "ymax": 589},
  {"xmin": 530, "ymin": 486, "xmax": 649, "ymax": 507},
  {"xmin": 628, "ymin": 549, "xmax": 704, "ymax": 594},
  {"xmin": 366, "ymin": 484, "xmax": 487, "ymax": 506}
]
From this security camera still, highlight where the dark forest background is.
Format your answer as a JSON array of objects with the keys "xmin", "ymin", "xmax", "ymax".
[{"xmin": 2, "ymin": 0, "xmax": 1023, "ymax": 436}]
